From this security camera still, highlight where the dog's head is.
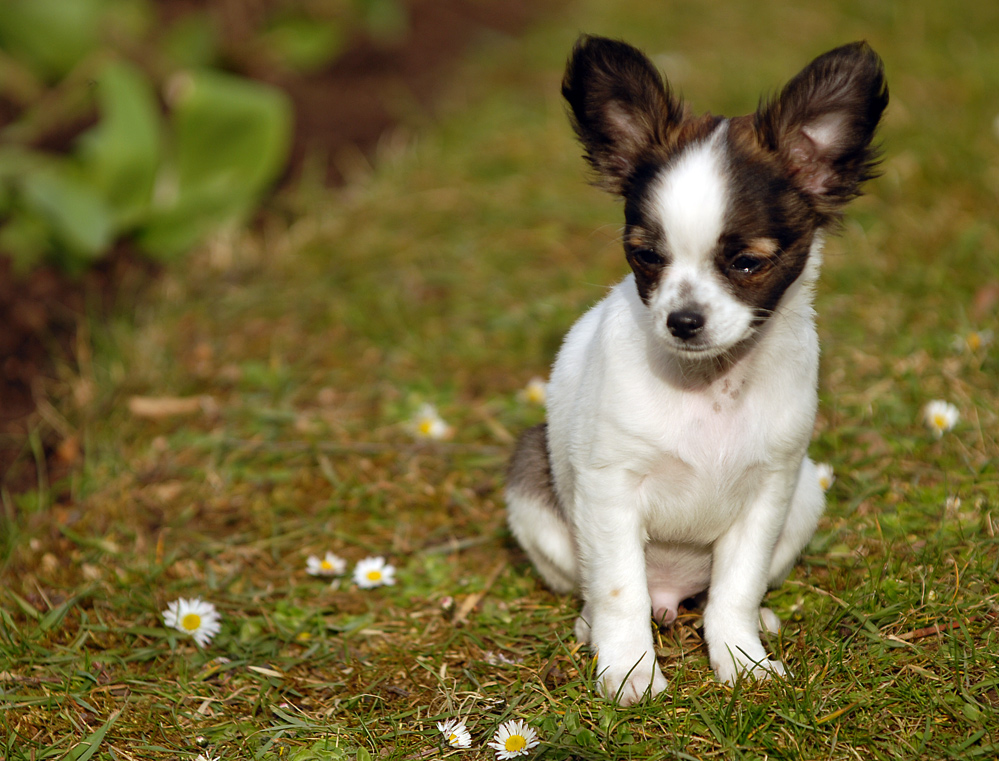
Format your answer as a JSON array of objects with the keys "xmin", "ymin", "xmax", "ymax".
[{"xmin": 563, "ymin": 36, "xmax": 888, "ymax": 358}]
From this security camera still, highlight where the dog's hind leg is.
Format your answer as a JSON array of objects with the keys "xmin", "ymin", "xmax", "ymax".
[
  {"xmin": 506, "ymin": 424, "xmax": 578, "ymax": 594},
  {"xmin": 767, "ymin": 456, "xmax": 826, "ymax": 586},
  {"xmin": 757, "ymin": 456, "xmax": 827, "ymax": 633}
]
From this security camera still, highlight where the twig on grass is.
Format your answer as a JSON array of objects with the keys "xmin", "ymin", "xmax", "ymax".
[
  {"xmin": 418, "ymin": 535, "xmax": 497, "ymax": 556},
  {"xmin": 894, "ymin": 612, "xmax": 997, "ymax": 642}
]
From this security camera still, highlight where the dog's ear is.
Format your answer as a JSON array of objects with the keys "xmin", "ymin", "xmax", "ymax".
[
  {"xmin": 756, "ymin": 41, "xmax": 888, "ymax": 215},
  {"xmin": 562, "ymin": 35, "xmax": 685, "ymax": 194}
]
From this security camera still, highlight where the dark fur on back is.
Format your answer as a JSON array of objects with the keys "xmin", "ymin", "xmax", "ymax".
[{"xmin": 507, "ymin": 423, "xmax": 565, "ymax": 522}]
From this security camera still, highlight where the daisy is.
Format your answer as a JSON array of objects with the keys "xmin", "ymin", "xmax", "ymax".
[
  {"xmin": 488, "ymin": 719, "xmax": 540, "ymax": 760},
  {"xmin": 436, "ymin": 718, "xmax": 472, "ymax": 749},
  {"xmin": 162, "ymin": 597, "xmax": 222, "ymax": 647},
  {"xmin": 353, "ymin": 556, "xmax": 396, "ymax": 588},
  {"xmin": 922, "ymin": 400, "xmax": 959, "ymax": 438},
  {"xmin": 410, "ymin": 403, "xmax": 453, "ymax": 440},
  {"xmin": 306, "ymin": 551, "xmax": 347, "ymax": 577},
  {"xmin": 815, "ymin": 462, "xmax": 835, "ymax": 492},
  {"xmin": 951, "ymin": 329, "xmax": 994, "ymax": 353},
  {"xmin": 519, "ymin": 377, "xmax": 548, "ymax": 406}
]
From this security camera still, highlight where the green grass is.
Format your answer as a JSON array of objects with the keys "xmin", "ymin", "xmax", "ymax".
[{"xmin": 2, "ymin": 0, "xmax": 998, "ymax": 758}]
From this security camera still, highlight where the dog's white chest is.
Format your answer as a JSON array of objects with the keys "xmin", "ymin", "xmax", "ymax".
[{"xmin": 629, "ymin": 375, "xmax": 772, "ymax": 543}]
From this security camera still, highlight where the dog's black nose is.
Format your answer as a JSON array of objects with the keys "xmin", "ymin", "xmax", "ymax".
[{"xmin": 666, "ymin": 310, "xmax": 705, "ymax": 340}]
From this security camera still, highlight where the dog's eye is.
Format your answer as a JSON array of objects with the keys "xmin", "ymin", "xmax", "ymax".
[
  {"xmin": 631, "ymin": 248, "xmax": 664, "ymax": 268},
  {"xmin": 729, "ymin": 254, "xmax": 765, "ymax": 275}
]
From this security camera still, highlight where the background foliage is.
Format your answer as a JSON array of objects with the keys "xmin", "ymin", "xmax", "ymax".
[{"xmin": 0, "ymin": 0, "xmax": 406, "ymax": 272}]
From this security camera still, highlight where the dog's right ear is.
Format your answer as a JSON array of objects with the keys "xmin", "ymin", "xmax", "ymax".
[{"xmin": 562, "ymin": 35, "xmax": 685, "ymax": 194}]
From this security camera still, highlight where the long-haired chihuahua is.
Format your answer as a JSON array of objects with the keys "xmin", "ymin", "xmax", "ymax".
[{"xmin": 507, "ymin": 35, "xmax": 887, "ymax": 705}]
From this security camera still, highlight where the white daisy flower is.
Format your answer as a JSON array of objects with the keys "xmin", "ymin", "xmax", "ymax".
[
  {"xmin": 488, "ymin": 719, "xmax": 540, "ymax": 759},
  {"xmin": 436, "ymin": 717, "xmax": 472, "ymax": 749},
  {"xmin": 952, "ymin": 329, "xmax": 994, "ymax": 353},
  {"xmin": 410, "ymin": 403, "xmax": 453, "ymax": 440},
  {"xmin": 162, "ymin": 597, "xmax": 222, "ymax": 647},
  {"xmin": 815, "ymin": 463, "xmax": 835, "ymax": 492},
  {"xmin": 519, "ymin": 377, "xmax": 547, "ymax": 406},
  {"xmin": 922, "ymin": 400, "xmax": 959, "ymax": 438},
  {"xmin": 306, "ymin": 551, "xmax": 347, "ymax": 577},
  {"xmin": 353, "ymin": 556, "xmax": 396, "ymax": 588}
]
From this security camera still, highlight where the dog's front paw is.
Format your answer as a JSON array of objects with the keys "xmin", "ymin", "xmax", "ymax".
[
  {"xmin": 710, "ymin": 645, "xmax": 787, "ymax": 685},
  {"xmin": 595, "ymin": 650, "xmax": 668, "ymax": 706}
]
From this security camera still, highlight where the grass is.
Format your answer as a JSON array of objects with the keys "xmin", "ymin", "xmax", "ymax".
[{"xmin": 2, "ymin": 0, "xmax": 998, "ymax": 758}]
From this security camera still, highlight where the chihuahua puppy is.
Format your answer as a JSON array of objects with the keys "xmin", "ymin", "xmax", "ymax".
[{"xmin": 507, "ymin": 36, "xmax": 887, "ymax": 705}]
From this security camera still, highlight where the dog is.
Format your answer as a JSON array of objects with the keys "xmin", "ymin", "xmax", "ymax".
[{"xmin": 506, "ymin": 35, "xmax": 887, "ymax": 705}]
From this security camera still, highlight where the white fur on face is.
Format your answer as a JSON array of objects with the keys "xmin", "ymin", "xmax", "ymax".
[{"xmin": 645, "ymin": 124, "xmax": 757, "ymax": 356}]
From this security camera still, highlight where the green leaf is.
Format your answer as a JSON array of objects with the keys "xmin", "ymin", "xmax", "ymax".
[
  {"xmin": 264, "ymin": 16, "xmax": 345, "ymax": 73},
  {"xmin": 0, "ymin": 211, "xmax": 49, "ymax": 272},
  {"xmin": 173, "ymin": 70, "xmax": 292, "ymax": 194},
  {"xmin": 0, "ymin": 0, "xmax": 151, "ymax": 82},
  {"xmin": 139, "ymin": 69, "xmax": 292, "ymax": 259},
  {"xmin": 0, "ymin": 0, "xmax": 103, "ymax": 81},
  {"xmin": 160, "ymin": 10, "xmax": 219, "ymax": 69},
  {"xmin": 21, "ymin": 166, "xmax": 114, "ymax": 265},
  {"xmin": 78, "ymin": 59, "xmax": 161, "ymax": 229},
  {"xmin": 574, "ymin": 727, "xmax": 600, "ymax": 748}
]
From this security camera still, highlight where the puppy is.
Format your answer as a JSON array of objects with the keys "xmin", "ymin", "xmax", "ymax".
[{"xmin": 507, "ymin": 36, "xmax": 887, "ymax": 705}]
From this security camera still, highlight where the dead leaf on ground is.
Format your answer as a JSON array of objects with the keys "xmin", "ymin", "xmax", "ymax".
[{"xmin": 128, "ymin": 395, "xmax": 218, "ymax": 419}]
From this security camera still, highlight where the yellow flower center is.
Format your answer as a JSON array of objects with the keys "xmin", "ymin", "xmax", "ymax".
[
  {"xmin": 181, "ymin": 612, "xmax": 202, "ymax": 631},
  {"xmin": 320, "ymin": 559, "xmax": 334, "ymax": 570},
  {"xmin": 967, "ymin": 332, "xmax": 981, "ymax": 350},
  {"xmin": 448, "ymin": 733, "xmax": 459, "ymax": 744},
  {"xmin": 505, "ymin": 734, "xmax": 527, "ymax": 753},
  {"xmin": 418, "ymin": 419, "xmax": 434, "ymax": 435},
  {"xmin": 932, "ymin": 414, "xmax": 947, "ymax": 430},
  {"xmin": 366, "ymin": 569, "xmax": 383, "ymax": 582}
]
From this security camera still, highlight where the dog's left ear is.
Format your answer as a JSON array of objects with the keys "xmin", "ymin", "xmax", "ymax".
[
  {"xmin": 756, "ymin": 41, "xmax": 888, "ymax": 215},
  {"xmin": 562, "ymin": 35, "xmax": 686, "ymax": 195}
]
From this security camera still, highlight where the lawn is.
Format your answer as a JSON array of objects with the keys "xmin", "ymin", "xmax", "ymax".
[{"xmin": 2, "ymin": 0, "xmax": 997, "ymax": 758}]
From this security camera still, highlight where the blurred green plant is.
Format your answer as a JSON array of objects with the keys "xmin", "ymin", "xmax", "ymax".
[
  {"xmin": 0, "ymin": 0, "xmax": 293, "ymax": 272},
  {"xmin": 0, "ymin": 0, "xmax": 407, "ymax": 275}
]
